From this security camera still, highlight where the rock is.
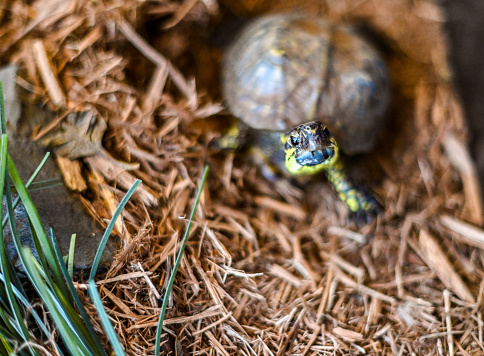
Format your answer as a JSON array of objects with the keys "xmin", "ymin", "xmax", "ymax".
[{"xmin": 0, "ymin": 65, "xmax": 113, "ymax": 271}]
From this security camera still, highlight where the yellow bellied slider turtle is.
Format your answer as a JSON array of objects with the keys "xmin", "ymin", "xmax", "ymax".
[{"xmin": 219, "ymin": 14, "xmax": 391, "ymax": 220}]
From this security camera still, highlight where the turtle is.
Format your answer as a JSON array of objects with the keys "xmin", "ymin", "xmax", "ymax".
[{"xmin": 217, "ymin": 14, "xmax": 391, "ymax": 220}]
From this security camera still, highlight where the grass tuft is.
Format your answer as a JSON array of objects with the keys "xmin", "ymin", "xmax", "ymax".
[{"xmin": 0, "ymin": 80, "xmax": 143, "ymax": 354}]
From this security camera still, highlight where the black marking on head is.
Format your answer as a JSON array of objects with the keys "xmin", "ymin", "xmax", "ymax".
[
  {"xmin": 285, "ymin": 121, "xmax": 337, "ymax": 166},
  {"xmin": 287, "ymin": 122, "xmax": 333, "ymax": 148},
  {"xmin": 290, "ymin": 135, "xmax": 300, "ymax": 146}
]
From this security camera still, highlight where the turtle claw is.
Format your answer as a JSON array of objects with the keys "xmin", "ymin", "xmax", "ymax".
[
  {"xmin": 349, "ymin": 204, "xmax": 379, "ymax": 226},
  {"xmin": 347, "ymin": 193, "xmax": 381, "ymax": 226}
]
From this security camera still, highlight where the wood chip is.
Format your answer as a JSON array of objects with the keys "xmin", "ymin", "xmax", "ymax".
[
  {"xmin": 127, "ymin": 306, "xmax": 224, "ymax": 330},
  {"xmin": 334, "ymin": 267, "xmax": 395, "ymax": 304},
  {"xmin": 441, "ymin": 215, "xmax": 484, "ymax": 250},
  {"xmin": 268, "ymin": 264, "xmax": 306, "ymax": 288},
  {"xmin": 3, "ymin": 0, "xmax": 481, "ymax": 354},
  {"xmin": 32, "ymin": 39, "xmax": 66, "ymax": 107},
  {"xmin": 442, "ymin": 132, "xmax": 484, "ymax": 225},
  {"xmin": 332, "ymin": 327, "xmax": 364, "ymax": 343},
  {"xmin": 162, "ymin": 0, "xmax": 199, "ymax": 29},
  {"xmin": 253, "ymin": 196, "xmax": 306, "ymax": 220},
  {"xmin": 102, "ymin": 288, "xmax": 138, "ymax": 318},
  {"xmin": 327, "ymin": 226, "xmax": 367, "ymax": 244},
  {"xmin": 418, "ymin": 230, "xmax": 475, "ymax": 303},
  {"xmin": 56, "ymin": 155, "xmax": 87, "ymax": 191},
  {"xmin": 117, "ymin": 18, "xmax": 197, "ymax": 105},
  {"xmin": 143, "ymin": 65, "xmax": 169, "ymax": 111},
  {"xmin": 205, "ymin": 330, "xmax": 231, "ymax": 356},
  {"xmin": 323, "ymin": 252, "xmax": 365, "ymax": 281},
  {"xmin": 444, "ymin": 289, "xmax": 455, "ymax": 356},
  {"xmin": 367, "ymin": 298, "xmax": 382, "ymax": 328},
  {"xmin": 69, "ymin": 25, "xmax": 103, "ymax": 61},
  {"xmin": 86, "ymin": 155, "xmax": 159, "ymax": 207}
]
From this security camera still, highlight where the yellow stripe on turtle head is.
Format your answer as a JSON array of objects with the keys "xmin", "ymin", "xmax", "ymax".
[{"xmin": 284, "ymin": 146, "xmax": 339, "ymax": 176}]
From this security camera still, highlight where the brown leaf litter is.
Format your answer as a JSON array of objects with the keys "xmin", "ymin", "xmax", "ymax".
[{"xmin": 1, "ymin": 0, "xmax": 484, "ymax": 355}]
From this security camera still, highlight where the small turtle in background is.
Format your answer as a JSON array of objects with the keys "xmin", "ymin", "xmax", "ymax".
[{"xmin": 217, "ymin": 14, "xmax": 391, "ymax": 221}]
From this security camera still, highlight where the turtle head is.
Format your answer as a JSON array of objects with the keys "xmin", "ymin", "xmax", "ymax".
[{"xmin": 283, "ymin": 121, "xmax": 339, "ymax": 175}]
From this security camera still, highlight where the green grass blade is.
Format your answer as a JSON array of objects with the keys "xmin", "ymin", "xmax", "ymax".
[
  {"xmin": 89, "ymin": 179, "xmax": 141, "ymax": 279},
  {"xmin": 0, "ymin": 135, "xmax": 22, "ymax": 290},
  {"xmin": 0, "ymin": 81, "xmax": 66, "ymax": 355},
  {"xmin": 7, "ymin": 155, "xmax": 69, "ymax": 296},
  {"xmin": 154, "ymin": 165, "xmax": 209, "ymax": 355},
  {"xmin": 21, "ymin": 248, "xmax": 95, "ymax": 356},
  {"xmin": 0, "ymin": 82, "xmax": 32, "ymax": 355},
  {"xmin": 19, "ymin": 177, "xmax": 63, "ymax": 191},
  {"xmin": 0, "ymin": 332, "xmax": 15, "ymax": 355},
  {"xmin": 0, "ymin": 134, "xmax": 23, "ymax": 343},
  {"xmin": 2, "ymin": 170, "xmax": 40, "ymax": 356},
  {"xmin": 87, "ymin": 280, "xmax": 125, "ymax": 356},
  {"xmin": 1, "ymin": 84, "xmax": 44, "ymax": 354},
  {"xmin": 68, "ymin": 233, "xmax": 76, "ymax": 278},
  {"xmin": 0, "ymin": 82, "xmax": 6, "ymax": 134},
  {"xmin": 22, "ymin": 154, "xmax": 51, "ymax": 189},
  {"xmin": 0, "ymin": 307, "xmax": 21, "ymax": 340},
  {"xmin": 0, "ymin": 273, "xmax": 57, "ymax": 345},
  {"xmin": 50, "ymin": 229, "xmax": 108, "ymax": 356},
  {"xmin": 0, "ymin": 134, "xmax": 27, "ymax": 342},
  {"xmin": 1, "ymin": 152, "xmax": 51, "ymax": 230}
]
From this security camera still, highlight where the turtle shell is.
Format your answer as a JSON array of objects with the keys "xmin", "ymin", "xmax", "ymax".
[{"xmin": 222, "ymin": 14, "xmax": 391, "ymax": 154}]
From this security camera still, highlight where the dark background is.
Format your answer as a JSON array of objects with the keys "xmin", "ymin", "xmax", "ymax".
[{"xmin": 444, "ymin": 0, "xmax": 484, "ymax": 202}]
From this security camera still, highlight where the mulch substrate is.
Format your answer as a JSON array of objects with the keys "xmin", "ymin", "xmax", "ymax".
[{"xmin": 1, "ymin": 0, "xmax": 484, "ymax": 355}]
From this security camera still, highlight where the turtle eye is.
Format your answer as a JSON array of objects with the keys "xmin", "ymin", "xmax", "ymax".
[{"xmin": 290, "ymin": 135, "xmax": 300, "ymax": 146}]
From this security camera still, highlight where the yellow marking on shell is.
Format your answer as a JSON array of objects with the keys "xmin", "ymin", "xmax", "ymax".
[{"xmin": 218, "ymin": 124, "xmax": 241, "ymax": 150}]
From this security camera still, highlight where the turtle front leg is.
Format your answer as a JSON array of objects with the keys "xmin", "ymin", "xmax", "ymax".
[
  {"xmin": 324, "ymin": 160, "xmax": 380, "ymax": 222},
  {"xmin": 249, "ymin": 146, "xmax": 304, "ymax": 201}
]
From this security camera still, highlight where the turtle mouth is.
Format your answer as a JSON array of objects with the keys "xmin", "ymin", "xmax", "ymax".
[{"xmin": 295, "ymin": 147, "xmax": 335, "ymax": 166}]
